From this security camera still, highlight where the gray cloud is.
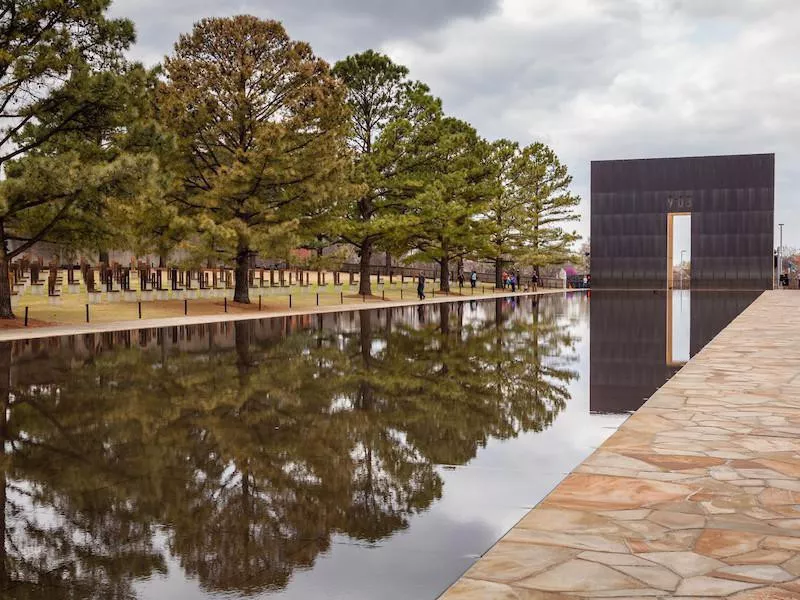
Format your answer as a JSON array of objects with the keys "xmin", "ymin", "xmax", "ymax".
[
  {"xmin": 110, "ymin": 0, "xmax": 500, "ymax": 63},
  {"xmin": 383, "ymin": 0, "xmax": 800, "ymax": 246}
]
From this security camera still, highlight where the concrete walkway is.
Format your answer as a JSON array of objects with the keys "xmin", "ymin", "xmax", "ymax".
[
  {"xmin": 441, "ymin": 291, "xmax": 800, "ymax": 599},
  {"xmin": 0, "ymin": 288, "xmax": 564, "ymax": 342}
]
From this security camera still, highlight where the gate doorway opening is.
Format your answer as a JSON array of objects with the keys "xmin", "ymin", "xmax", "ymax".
[{"xmin": 667, "ymin": 213, "xmax": 691, "ymax": 290}]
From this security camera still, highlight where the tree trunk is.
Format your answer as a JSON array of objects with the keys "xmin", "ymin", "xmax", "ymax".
[
  {"xmin": 439, "ymin": 258, "xmax": 450, "ymax": 292},
  {"xmin": 0, "ymin": 343, "xmax": 9, "ymax": 588},
  {"xmin": 99, "ymin": 250, "xmax": 109, "ymax": 264},
  {"xmin": 385, "ymin": 251, "xmax": 391, "ymax": 274},
  {"xmin": 359, "ymin": 242, "xmax": 372, "ymax": 296},
  {"xmin": 495, "ymin": 297, "xmax": 504, "ymax": 328},
  {"xmin": 158, "ymin": 253, "xmax": 167, "ymax": 268},
  {"xmin": 495, "ymin": 258, "xmax": 503, "ymax": 289},
  {"xmin": 234, "ymin": 245, "xmax": 251, "ymax": 304},
  {"xmin": 0, "ymin": 231, "xmax": 14, "ymax": 319},
  {"xmin": 359, "ymin": 310, "xmax": 372, "ymax": 366},
  {"xmin": 235, "ymin": 321, "xmax": 253, "ymax": 385},
  {"xmin": 439, "ymin": 302, "xmax": 451, "ymax": 336}
]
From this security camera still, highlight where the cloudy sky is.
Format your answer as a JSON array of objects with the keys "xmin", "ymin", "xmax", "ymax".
[{"xmin": 109, "ymin": 0, "xmax": 800, "ymax": 248}]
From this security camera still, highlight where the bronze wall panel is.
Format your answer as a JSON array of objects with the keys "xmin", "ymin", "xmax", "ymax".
[{"xmin": 591, "ymin": 154, "xmax": 774, "ymax": 290}]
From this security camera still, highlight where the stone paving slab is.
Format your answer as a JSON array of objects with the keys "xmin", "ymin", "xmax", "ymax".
[
  {"xmin": 440, "ymin": 291, "xmax": 800, "ymax": 599},
  {"xmin": 0, "ymin": 289, "xmax": 563, "ymax": 342}
]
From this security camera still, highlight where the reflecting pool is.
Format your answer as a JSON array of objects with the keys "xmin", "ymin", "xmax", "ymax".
[
  {"xmin": 0, "ymin": 291, "xmax": 760, "ymax": 599},
  {"xmin": 589, "ymin": 290, "xmax": 761, "ymax": 413}
]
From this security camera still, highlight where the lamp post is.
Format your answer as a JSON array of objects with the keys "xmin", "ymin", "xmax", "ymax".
[
  {"xmin": 680, "ymin": 250, "xmax": 687, "ymax": 290},
  {"xmin": 779, "ymin": 223, "xmax": 784, "ymax": 288}
]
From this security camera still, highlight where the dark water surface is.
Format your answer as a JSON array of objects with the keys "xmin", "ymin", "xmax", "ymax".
[{"xmin": 0, "ymin": 291, "xmax": 759, "ymax": 599}]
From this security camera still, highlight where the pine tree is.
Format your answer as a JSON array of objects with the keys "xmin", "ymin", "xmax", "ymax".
[
  {"xmin": 484, "ymin": 141, "xmax": 580, "ymax": 284},
  {"xmin": 0, "ymin": 0, "xmax": 137, "ymax": 318},
  {"xmin": 402, "ymin": 118, "xmax": 497, "ymax": 292},
  {"xmin": 332, "ymin": 51, "xmax": 434, "ymax": 296},
  {"xmin": 159, "ymin": 16, "xmax": 352, "ymax": 303},
  {"xmin": 520, "ymin": 143, "xmax": 581, "ymax": 272}
]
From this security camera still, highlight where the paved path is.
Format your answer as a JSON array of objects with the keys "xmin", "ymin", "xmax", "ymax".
[
  {"xmin": 0, "ymin": 289, "xmax": 564, "ymax": 342},
  {"xmin": 441, "ymin": 290, "xmax": 800, "ymax": 599}
]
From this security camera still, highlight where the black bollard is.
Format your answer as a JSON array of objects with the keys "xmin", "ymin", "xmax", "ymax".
[
  {"xmin": 258, "ymin": 295, "xmax": 262, "ymax": 311},
  {"xmin": 138, "ymin": 301, "xmax": 142, "ymax": 319},
  {"xmin": 382, "ymin": 290, "xmax": 385, "ymax": 301},
  {"xmin": 340, "ymin": 291, "xmax": 343, "ymax": 304},
  {"xmin": 184, "ymin": 299, "xmax": 188, "ymax": 315},
  {"xmin": 289, "ymin": 294, "xmax": 292, "ymax": 308},
  {"xmin": 85, "ymin": 304, "xmax": 89, "ymax": 323},
  {"xmin": 24, "ymin": 306, "xmax": 28, "ymax": 327},
  {"xmin": 224, "ymin": 297, "xmax": 227, "ymax": 313},
  {"xmin": 316, "ymin": 293, "xmax": 319, "ymax": 306}
]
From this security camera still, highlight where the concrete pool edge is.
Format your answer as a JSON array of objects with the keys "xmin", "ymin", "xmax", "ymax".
[
  {"xmin": 0, "ymin": 289, "xmax": 569, "ymax": 342},
  {"xmin": 441, "ymin": 290, "xmax": 800, "ymax": 599}
]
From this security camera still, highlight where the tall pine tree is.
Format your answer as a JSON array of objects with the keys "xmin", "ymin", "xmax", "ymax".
[
  {"xmin": 401, "ymin": 118, "xmax": 497, "ymax": 292},
  {"xmin": 159, "ymin": 16, "xmax": 352, "ymax": 303},
  {"xmin": 0, "ymin": 0, "xmax": 138, "ymax": 318},
  {"xmin": 484, "ymin": 141, "xmax": 580, "ymax": 284},
  {"xmin": 332, "ymin": 51, "xmax": 434, "ymax": 296}
]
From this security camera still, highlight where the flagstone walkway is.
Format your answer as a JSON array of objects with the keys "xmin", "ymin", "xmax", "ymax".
[{"xmin": 441, "ymin": 290, "xmax": 800, "ymax": 599}]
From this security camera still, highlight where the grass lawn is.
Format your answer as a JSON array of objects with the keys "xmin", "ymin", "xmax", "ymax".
[{"xmin": 9, "ymin": 275, "xmax": 505, "ymax": 327}]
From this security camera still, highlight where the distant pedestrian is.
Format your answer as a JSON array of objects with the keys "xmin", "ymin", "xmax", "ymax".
[
  {"xmin": 458, "ymin": 272, "xmax": 465, "ymax": 288},
  {"xmin": 583, "ymin": 275, "xmax": 588, "ymax": 288},
  {"xmin": 531, "ymin": 271, "xmax": 538, "ymax": 292},
  {"xmin": 502, "ymin": 270, "xmax": 508, "ymax": 289},
  {"xmin": 417, "ymin": 272, "xmax": 426, "ymax": 300},
  {"xmin": 796, "ymin": 272, "xmax": 800, "ymax": 289},
  {"xmin": 470, "ymin": 270, "xmax": 477, "ymax": 289},
  {"xmin": 510, "ymin": 274, "xmax": 517, "ymax": 293}
]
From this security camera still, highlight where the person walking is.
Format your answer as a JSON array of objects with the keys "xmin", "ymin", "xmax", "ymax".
[
  {"xmin": 531, "ymin": 271, "xmax": 538, "ymax": 292},
  {"xmin": 458, "ymin": 272, "xmax": 465, "ymax": 288},
  {"xmin": 502, "ymin": 270, "xmax": 508, "ymax": 289},
  {"xmin": 470, "ymin": 270, "xmax": 477, "ymax": 289},
  {"xmin": 417, "ymin": 272, "xmax": 426, "ymax": 300},
  {"xmin": 510, "ymin": 273, "xmax": 517, "ymax": 293}
]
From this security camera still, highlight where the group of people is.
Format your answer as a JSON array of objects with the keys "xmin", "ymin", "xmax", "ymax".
[
  {"xmin": 415, "ymin": 269, "xmax": 539, "ymax": 300},
  {"xmin": 502, "ymin": 270, "xmax": 538, "ymax": 292},
  {"xmin": 501, "ymin": 270, "xmax": 520, "ymax": 292}
]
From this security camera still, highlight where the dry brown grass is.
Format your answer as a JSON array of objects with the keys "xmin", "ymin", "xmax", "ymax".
[{"xmin": 5, "ymin": 276, "xmax": 521, "ymax": 329}]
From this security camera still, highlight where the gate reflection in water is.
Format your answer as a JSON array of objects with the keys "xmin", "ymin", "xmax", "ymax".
[
  {"xmin": 0, "ymin": 294, "xmax": 626, "ymax": 600},
  {"xmin": 589, "ymin": 290, "xmax": 761, "ymax": 414}
]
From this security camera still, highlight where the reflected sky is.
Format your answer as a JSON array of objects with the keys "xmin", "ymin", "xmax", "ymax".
[{"xmin": 670, "ymin": 290, "xmax": 691, "ymax": 364}]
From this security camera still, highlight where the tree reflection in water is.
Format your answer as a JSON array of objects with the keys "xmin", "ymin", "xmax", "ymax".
[{"xmin": 0, "ymin": 297, "xmax": 577, "ymax": 599}]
